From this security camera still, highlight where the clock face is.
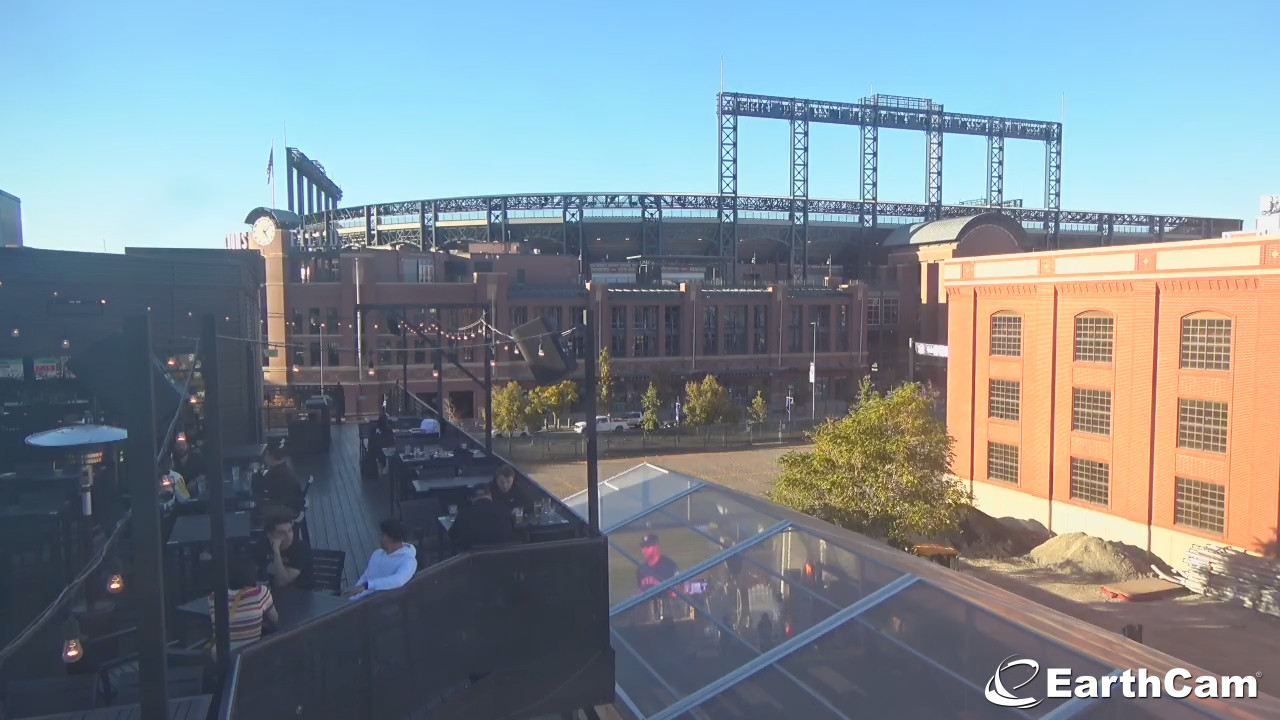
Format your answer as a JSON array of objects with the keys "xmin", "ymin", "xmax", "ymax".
[{"xmin": 251, "ymin": 217, "xmax": 276, "ymax": 248}]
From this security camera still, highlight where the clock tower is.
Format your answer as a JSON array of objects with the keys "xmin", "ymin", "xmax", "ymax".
[{"xmin": 243, "ymin": 208, "xmax": 297, "ymax": 389}]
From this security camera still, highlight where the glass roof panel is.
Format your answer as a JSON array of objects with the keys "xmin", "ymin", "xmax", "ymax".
[
  {"xmin": 612, "ymin": 631, "xmax": 684, "ymax": 719},
  {"xmin": 737, "ymin": 528, "xmax": 905, "ymax": 610},
  {"xmin": 600, "ymin": 469, "xmax": 703, "ymax": 530},
  {"xmin": 855, "ymin": 580, "xmax": 1111, "ymax": 717},
  {"xmin": 777, "ymin": 612, "xmax": 987, "ymax": 718},
  {"xmin": 649, "ymin": 488, "xmax": 780, "ymax": 545},
  {"xmin": 605, "ymin": 463, "xmax": 690, "ymax": 492},
  {"xmin": 675, "ymin": 666, "xmax": 844, "ymax": 720},
  {"xmin": 608, "ymin": 526, "xmax": 724, "ymax": 606},
  {"xmin": 613, "ymin": 592, "xmax": 761, "ymax": 708}
]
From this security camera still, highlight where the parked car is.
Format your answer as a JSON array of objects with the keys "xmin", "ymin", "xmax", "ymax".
[
  {"xmin": 493, "ymin": 427, "xmax": 533, "ymax": 438},
  {"xmin": 624, "ymin": 412, "xmax": 644, "ymax": 429},
  {"xmin": 573, "ymin": 415, "xmax": 629, "ymax": 434}
]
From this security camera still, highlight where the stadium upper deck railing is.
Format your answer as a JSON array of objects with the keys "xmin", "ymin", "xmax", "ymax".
[{"xmin": 285, "ymin": 193, "xmax": 1241, "ymax": 252}]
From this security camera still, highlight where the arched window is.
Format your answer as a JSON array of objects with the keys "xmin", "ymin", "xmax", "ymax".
[
  {"xmin": 1180, "ymin": 312, "xmax": 1232, "ymax": 371},
  {"xmin": 1073, "ymin": 311, "xmax": 1114, "ymax": 363},
  {"xmin": 989, "ymin": 312, "xmax": 1022, "ymax": 357}
]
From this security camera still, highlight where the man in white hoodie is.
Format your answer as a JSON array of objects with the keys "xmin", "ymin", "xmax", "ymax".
[{"xmin": 343, "ymin": 518, "xmax": 418, "ymax": 600}]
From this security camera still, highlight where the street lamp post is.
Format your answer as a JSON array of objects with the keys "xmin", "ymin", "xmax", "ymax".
[{"xmin": 810, "ymin": 320, "xmax": 818, "ymax": 421}]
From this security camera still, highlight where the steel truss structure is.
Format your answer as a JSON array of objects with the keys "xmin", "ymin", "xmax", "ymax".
[
  {"xmin": 717, "ymin": 91, "xmax": 1067, "ymax": 276},
  {"xmin": 296, "ymin": 193, "xmax": 1232, "ymax": 257}
]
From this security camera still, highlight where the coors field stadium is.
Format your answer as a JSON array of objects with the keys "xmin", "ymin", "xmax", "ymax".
[{"xmin": 271, "ymin": 90, "xmax": 1239, "ymax": 278}]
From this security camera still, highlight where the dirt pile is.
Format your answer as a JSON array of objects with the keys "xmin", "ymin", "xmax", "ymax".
[
  {"xmin": 953, "ymin": 507, "xmax": 1051, "ymax": 558},
  {"xmin": 1028, "ymin": 532, "xmax": 1164, "ymax": 582}
]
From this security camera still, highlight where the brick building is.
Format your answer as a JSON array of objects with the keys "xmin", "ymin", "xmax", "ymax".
[
  {"xmin": 944, "ymin": 232, "xmax": 1280, "ymax": 567},
  {"xmin": 242, "ymin": 212, "xmax": 866, "ymax": 420}
]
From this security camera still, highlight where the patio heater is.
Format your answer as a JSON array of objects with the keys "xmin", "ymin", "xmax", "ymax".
[{"xmin": 25, "ymin": 424, "xmax": 129, "ymax": 620}]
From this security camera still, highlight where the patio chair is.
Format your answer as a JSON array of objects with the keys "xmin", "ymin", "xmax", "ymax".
[{"xmin": 311, "ymin": 549, "xmax": 346, "ymax": 595}]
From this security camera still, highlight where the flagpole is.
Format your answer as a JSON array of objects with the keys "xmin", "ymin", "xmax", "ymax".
[{"xmin": 270, "ymin": 140, "xmax": 276, "ymax": 209}]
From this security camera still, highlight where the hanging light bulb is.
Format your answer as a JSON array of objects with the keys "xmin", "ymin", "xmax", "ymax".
[
  {"xmin": 432, "ymin": 369, "xmax": 440, "ymax": 378},
  {"xmin": 61, "ymin": 616, "xmax": 83, "ymax": 663},
  {"xmin": 537, "ymin": 341, "xmax": 546, "ymax": 358},
  {"xmin": 106, "ymin": 558, "xmax": 125, "ymax": 594},
  {"xmin": 367, "ymin": 367, "xmax": 376, "ymax": 376}
]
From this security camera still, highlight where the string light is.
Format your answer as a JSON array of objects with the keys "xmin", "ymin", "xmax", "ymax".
[
  {"xmin": 61, "ymin": 616, "xmax": 83, "ymax": 663},
  {"xmin": 61, "ymin": 339, "xmax": 70, "ymax": 349},
  {"xmin": 9, "ymin": 328, "xmax": 17, "ymax": 338}
]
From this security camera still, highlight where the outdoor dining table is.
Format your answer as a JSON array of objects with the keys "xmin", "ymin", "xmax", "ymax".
[
  {"xmin": 222, "ymin": 443, "xmax": 268, "ymax": 464},
  {"xmin": 177, "ymin": 587, "xmax": 351, "ymax": 634}
]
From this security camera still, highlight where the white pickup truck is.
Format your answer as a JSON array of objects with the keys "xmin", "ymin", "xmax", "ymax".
[{"xmin": 573, "ymin": 415, "xmax": 629, "ymax": 434}]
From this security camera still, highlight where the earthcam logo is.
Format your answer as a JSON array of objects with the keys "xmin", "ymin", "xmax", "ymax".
[
  {"xmin": 985, "ymin": 656, "xmax": 1044, "ymax": 709},
  {"xmin": 985, "ymin": 655, "xmax": 1259, "ymax": 707}
]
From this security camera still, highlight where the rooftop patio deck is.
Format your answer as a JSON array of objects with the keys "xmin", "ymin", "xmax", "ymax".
[{"xmin": 289, "ymin": 423, "xmax": 387, "ymax": 583}]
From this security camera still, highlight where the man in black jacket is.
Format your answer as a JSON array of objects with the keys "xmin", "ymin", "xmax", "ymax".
[
  {"xmin": 448, "ymin": 486, "xmax": 517, "ymax": 550},
  {"xmin": 254, "ymin": 445, "xmax": 305, "ymax": 519}
]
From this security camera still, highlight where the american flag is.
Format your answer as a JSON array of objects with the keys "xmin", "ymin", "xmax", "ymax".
[{"xmin": 266, "ymin": 146, "xmax": 274, "ymax": 185}]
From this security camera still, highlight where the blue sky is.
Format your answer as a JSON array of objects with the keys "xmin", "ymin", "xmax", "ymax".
[{"xmin": 2, "ymin": 0, "xmax": 1276, "ymax": 252}]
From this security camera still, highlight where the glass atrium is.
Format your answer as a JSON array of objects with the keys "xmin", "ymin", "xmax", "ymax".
[{"xmin": 565, "ymin": 464, "xmax": 1279, "ymax": 720}]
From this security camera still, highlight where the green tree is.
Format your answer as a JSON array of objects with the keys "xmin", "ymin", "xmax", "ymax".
[
  {"xmin": 598, "ymin": 347, "xmax": 615, "ymax": 410},
  {"xmin": 683, "ymin": 375, "xmax": 733, "ymax": 427},
  {"xmin": 550, "ymin": 380, "xmax": 579, "ymax": 427},
  {"xmin": 749, "ymin": 391, "xmax": 769, "ymax": 426},
  {"xmin": 491, "ymin": 381, "xmax": 529, "ymax": 435},
  {"xmin": 640, "ymin": 382, "xmax": 662, "ymax": 434},
  {"xmin": 442, "ymin": 396, "xmax": 460, "ymax": 424},
  {"xmin": 768, "ymin": 378, "xmax": 969, "ymax": 548},
  {"xmin": 526, "ymin": 384, "xmax": 556, "ymax": 430}
]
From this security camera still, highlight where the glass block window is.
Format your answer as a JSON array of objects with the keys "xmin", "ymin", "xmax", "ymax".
[
  {"xmin": 987, "ymin": 442, "xmax": 1019, "ymax": 484},
  {"xmin": 988, "ymin": 379, "xmax": 1021, "ymax": 421},
  {"xmin": 1174, "ymin": 477, "xmax": 1226, "ymax": 535},
  {"xmin": 1074, "ymin": 313, "xmax": 1114, "ymax": 363},
  {"xmin": 1180, "ymin": 314, "xmax": 1232, "ymax": 371},
  {"xmin": 990, "ymin": 313, "xmax": 1022, "ymax": 357},
  {"xmin": 1071, "ymin": 388, "xmax": 1112, "ymax": 436},
  {"xmin": 1069, "ymin": 458, "xmax": 1110, "ymax": 506},
  {"xmin": 1177, "ymin": 399, "xmax": 1228, "ymax": 454}
]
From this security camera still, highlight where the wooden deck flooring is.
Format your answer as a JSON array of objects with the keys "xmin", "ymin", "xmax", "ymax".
[{"xmin": 290, "ymin": 424, "xmax": 389, "ymax": 584}]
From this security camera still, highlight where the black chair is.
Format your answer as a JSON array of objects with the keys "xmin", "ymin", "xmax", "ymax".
[
  {"xmin": 4, "ymin": 674, "xmax": 99, "ymax": 717},
  {"xmin": 399, "ymin": 497, "xmax": 445, "ymax": 564},
  {"xmin": 311, "ymin": 549, "xmax": 346, "ymax": 595}
]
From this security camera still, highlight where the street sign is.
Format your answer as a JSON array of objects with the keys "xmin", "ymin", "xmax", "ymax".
[
  {"xmin": 914, "ymin": 342, "xmax": 949, "ymax": 358},
  {"xmin": 809, "ymin": 362, "xmax": 815, "ymax": 384}
]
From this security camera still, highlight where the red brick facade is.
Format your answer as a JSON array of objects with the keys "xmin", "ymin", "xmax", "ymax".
[{"xmin": 945, "ymin": 234, "xmax": 1280, "ymax": 563}]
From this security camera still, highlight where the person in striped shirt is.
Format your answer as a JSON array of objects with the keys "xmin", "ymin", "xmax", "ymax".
[{"xmin": 210, "ymin": 558, "xmax": 278, "ymax": 651}]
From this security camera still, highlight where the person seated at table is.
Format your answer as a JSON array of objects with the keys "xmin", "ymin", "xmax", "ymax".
[
  {"xmin": 159, "ymin": 456, "xmax": 194, "ymax": 508},
  {"xmin": 370, "ymin": 410, "xmax": 395, "ymax": 475},
  {"xmin": 418, "ymin": 416, "xmax": 440, "ymax": 436},
  {"xmin": 343, "ymin": 519, "xmax": 418, "ymax": 600},
  {"xmin": 448, "ymin": 486, "xmax": 517, "ymax": 549},
  {"xmin": 254, "ymin": 445, "xmax": 305, "ymax": 519},
  {"xmin": 489, "ymin": 465, "xmax": 521, "ymax": 512},
  {"xmin": 171, "ymin": 436, "xmax": 206, "ymax": 498},
  {"xmin": 266, "ymin": 516, "xmax": 315, "ymax": 591},
  {"xmin": 211, "ymin": 557, "xmax": 278, "ymax": 651}
]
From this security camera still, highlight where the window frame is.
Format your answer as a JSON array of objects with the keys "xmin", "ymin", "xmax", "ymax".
[
  {"xmin": 986, "ymin": 442, "xmax": 1019, "ymax": 484},
  {"xmin": 1176, "ymin": 398, "xmax": 1229, "ymax": 454},
  {"xmin": 1179, "ymin": 312, "xmax": 1232, "ymax": 371},
  {"xmin": 1069, "ymin": 457, "xmax": 1111, "ymax": 507},
  {"xmin": 988, "ymin": 379, "xmax": 1021, "ymax": 422},
  {"xmin": 1173, "ymin": 476, "xmax": 1226, "ymax": 535},
  {"xmin": 1071, "ymin": 387, "xmax": 1113, "ymax": 436},
  {"xmin": 990, "ymin": 312, "xmax": 1023, "ymax": 358},
  {"xmin": 1073, "ymin": 311, "xmax": 1114, "ymax": 364}
]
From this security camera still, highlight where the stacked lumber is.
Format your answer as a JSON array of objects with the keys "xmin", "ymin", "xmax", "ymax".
[{"xmin": 1182, "ymin": 545, "xmax": 1280, "ymax": 617}]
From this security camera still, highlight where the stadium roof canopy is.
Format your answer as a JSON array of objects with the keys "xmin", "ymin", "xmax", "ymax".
[{"xmin": 564, "ymin": 463, "xmax": 1280, "ymax": 720}]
